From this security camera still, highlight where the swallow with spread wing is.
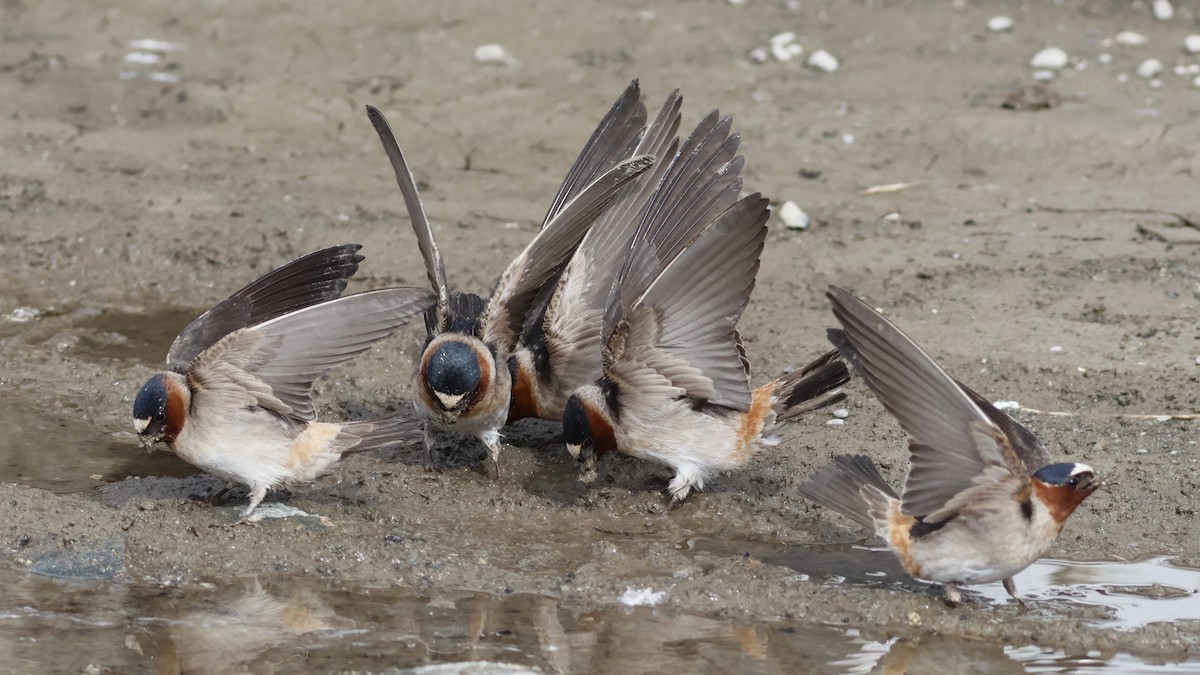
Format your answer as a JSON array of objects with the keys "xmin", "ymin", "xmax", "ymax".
[
  {"xmin": 507, "ymin": 87, "xmax": 757, "ymax": 427},
  {"xmin": 798, "ymin": 286, "xmax": 1100, "ymax": 604},
  {"xmin": 560, "ymin": 191, "xmax": 850, "ymax": 506},
  {"xmin": 132, "ymin": 245, "xmax": 434, "ymax": 521},
  {"xmin": 365, "ymin": 82, "xmax": 656, "ymax": 477}
]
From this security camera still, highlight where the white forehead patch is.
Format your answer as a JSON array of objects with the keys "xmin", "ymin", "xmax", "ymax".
[
  {"xmin": 1070, "ymin": 463, "xmax": 1094, "ymax": 476},
  {"xmin": 133, "ymin": 417, "xmax": 150, "ymax": 433},
  {"xmin": 435, "ymin": 392, "xmax": 465, "ymax": 409}
]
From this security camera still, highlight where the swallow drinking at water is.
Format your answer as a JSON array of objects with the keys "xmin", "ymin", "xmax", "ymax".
[
  {"xmin": 560, "ymin": 189, "xmax": 850, "ymax": 506},
  {"xmin": 132, "ymin": 245, "xmax": 434, "ymax": 521},
  {"xmin": 797, "ymin": 286, "xmax": 1100, "ymax": 604},
  {"xmin": 365, "ymin": 83, "xmax": 655, "ymax": 476}
]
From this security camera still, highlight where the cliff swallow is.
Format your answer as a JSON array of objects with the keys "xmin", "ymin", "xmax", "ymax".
[
  {"xmin": 507, "ymin": 89, "xmax": 754, "ymax": 425},
  {"xmin": 561, "ymin": 194, "xmax": 850, "ymax": 506},
  {"xmin": 366, "ymin": 84, "xmax": 655, "ymax": 476},
  {"xmin": 797, "ymin": 286, "xmax": 1100, "ymax": 604},
  {"xmin": 132, "ymin": 247, "xmax": 434, "ymax": 521}
]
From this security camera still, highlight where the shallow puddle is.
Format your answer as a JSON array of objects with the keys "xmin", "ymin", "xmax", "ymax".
[
  {"xmin": 703, "ymin": 538, "xmax": 1200, "ymax": 623},
  {"xmin": 2, "ymin": 564, "xmax": 1198, "ymax": 674},
  {"xmin": 0, "ymin": 401, "xmax": 196, "ymax": 494}
]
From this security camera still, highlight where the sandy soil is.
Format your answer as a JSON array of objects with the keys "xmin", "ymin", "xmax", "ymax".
[{"xmin": 3, "ymin": 0, "xmax": 1200, "ymax": 666}]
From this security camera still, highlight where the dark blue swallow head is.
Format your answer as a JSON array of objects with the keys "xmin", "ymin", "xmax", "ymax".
[
  {"xmin": 1031, "ymin": 462, "xmax": 1099, "ymax": 523},
  {"xmin": 562, "ymin": 393, "xmax": 593, "ymax": 462},
  {"xmin": 133, "ymin": 373, "xmax": 168, "ymax": 443},
  {"xmin": 422, "ymin": 339, "xmax": 485, "ymax": 412}
]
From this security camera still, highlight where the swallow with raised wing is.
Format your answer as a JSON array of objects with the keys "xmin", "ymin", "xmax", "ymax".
[
  {"xmin": 507, "ymin": 88, "xmax": 756, "ymax": 426},
  {"xmin": 560, "ymin": 193, "xmax": 850, "ymax": 506},
  {"xmin": 132, "ymin": 246, "xmax": 434, "ymax": 521},
  {"xmin": 366, "ymin": 82, "xmax": 655, "ymax": 476},
  {"xmin": 797, "ymin": 286, "xmax": 1100, "ymax": 604}
]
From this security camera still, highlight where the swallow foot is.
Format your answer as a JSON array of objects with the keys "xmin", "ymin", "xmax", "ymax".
[
  {"xmin": 1002, "ymin": 577, "xmax": 1027, "ymax": 611},
  {"xmin": 942, "ymin": 582, "xmax": 963, "ymax": 607}
]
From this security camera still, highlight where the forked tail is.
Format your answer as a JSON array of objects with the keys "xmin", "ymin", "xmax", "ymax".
[
  {"xmin": 771, "ymin": 349, "xmax": 851, "ymax": 424},
  {"xmin": 340, "ymin": 415, "xmax": 424, "ymax": 455},
  {"xmin": 796, "ymin": 455, "xmax": 898, "ymax": 530}
]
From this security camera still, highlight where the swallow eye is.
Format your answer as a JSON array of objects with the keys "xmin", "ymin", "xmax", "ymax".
[
  {"xmin": 154, "ymin": 411, "xmax": 166, "ymax": 422},
  {"xmin": 1067, "ymin": 476, "xmax": 1078, "ymax": 488}
]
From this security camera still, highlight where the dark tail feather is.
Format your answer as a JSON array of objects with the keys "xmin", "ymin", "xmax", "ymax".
[
  {"xmin": 772, "ymin": 349, "xmax": 851, "ymax": 423},
  {"xmin": 340, "ymin": 415, "xmax": 424, "ymax": 455},
  {"xmin": 796, "ymin": 455, "xmax": 897, "ymax": 530}
]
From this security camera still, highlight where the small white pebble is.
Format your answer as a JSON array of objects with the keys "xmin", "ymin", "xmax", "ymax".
[
  {"xmin": 1077, "ymin": 367, "xmax": 1087, "ymax": 373},
  {"xmin": 778, "ymin": 201, "xmax": 809, "ymax": 229},
  {"xmin": 1137, "ymin": 448, "xmax": 1149, "ymax": 454},
  {"xmin": 1116, "ymin": 31, "xmax": 1149, "ymax": 47},
  {"xmin": 769, "ymin": 31, "xmax": 797, "ymax": 47},
  {"xmin": 748, "ymin": 47, "xmax": 769, "ymax": 63},
  {"xmin": 930, "ymin": 308, "xmax": 938, "ymax": 315},
  {"xmin": 1032, "ymin": 69, "xmax": 1056, "ymax": 82},
  {"xmin": 841, "ymin": 133, "xmax": 855, "ymax": 145},
  {"xmin": 1137, "ymin": 58, "xmax": 1164, "ymax": 78},
  {"xmin": 1030, "ymin": 47, "xmax": 1069, "ymax": 70},
  {"xmin": 994, "ymin": 400, "xmax": 1021, "ymax": 410},
  {"xmin": 1186, "ymin": 35, "xmax": 1200, "ymax": 54},
  {"xmin": 1098, "ymin": 52, "xmax": 1113, "ymax": 64},
  {"xmin": 1118, "ymin": 72, "xmax": 1130, "ymax": 83},
  {"xmin": 987, "ymin": 16, "xmax": 1013, "ymax": 33},
  {"xmin": 772, "ymin": 42, "xmax": 797, "ymax": 62},
  {"xmin": 1050, "ymin": 345, "xmax": 1064, "ymax": 353},
  {"xmin": 807, "ymin": 49, "xmax": 839, "ymax": 73},
  {"xmin": 1193, "ymin": 75, "xmax": 1200, "ymax": 88},
  {"xmin": 473, "ymin": 44, "xmax": 516, "ymax": 67},
  {"xmin": 883, "ymin": 211, "xmax": 901, "ymax": 222},
  {"xmin": 826, "ymin": 418, "xmax": 846, "ymax": 427},
  {"xmin": 1194, "ymin": 355, "xmax": 1200, "ymax": 364},
  {"xmin": 1150, "ymin": 78, "xmax": 1163, "ymax": 89},
  {"xmin": 833, "ymin": 408, "xmax": 850, "ymax": 419},
  {"xmin": 1153, "ymin": 0, "xmax": 1174, "ymax": 21},
  {"xmin": 619, "ymin": 587, "xmax": 665, "ymax": 607},
  {"xmin": 727, "ymin": 0, "xmax": 747, "ymax": 6},
  {"xmin": 7, "ymin": 307, "xmax": 41, "ymax": 323}
]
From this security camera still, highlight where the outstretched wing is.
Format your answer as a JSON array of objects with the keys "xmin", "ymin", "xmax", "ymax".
[
  {"xmin": 189, "ymin": 287, "xmax": 434, "ymax": 424},
  {"xmin": 825, "ymin": 286, "xmax": 1033, "ymax": 521},
  {"xmin": 480, "ymin": 154, "xmax": 654, "ymax": 353},
  {"xmin": 366, "ymin": 105, "xmax": 451, "ymax": 332},
  {"xmin": 166, "ymin": 244, "xmax": 363, "ymax": 372},
  {"xmin": 539, "ymin": 79, "xmax": 648, "ymax": 229},
  {"xmin": 605, "ymin": 195, "xmax": 769, "ymax": 411}
]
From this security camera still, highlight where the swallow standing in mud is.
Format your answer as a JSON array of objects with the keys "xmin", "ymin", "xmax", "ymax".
[
  {"xmin": 132, "ymin": 245, "xmax": 434, "ymax": 521},
  {"xmin": 797, "ymin": 286, "xmax": 1101, "ymax": 605},
  {"xmin": 507, "ymin": 88, "xmax": 754, "ymax": 426},
  {"xmin": 366, "ymin": 83, "xmax": 656, "ymax": 476},
  {"xmin": 560, "ymin": 190, "xmax": 850, "ymax": 506}
]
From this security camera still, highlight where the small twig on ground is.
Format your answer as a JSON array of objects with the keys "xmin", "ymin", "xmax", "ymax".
[{"xmin": 1017, "ymin": 406, "xmax": 1200, "ymax": 421}]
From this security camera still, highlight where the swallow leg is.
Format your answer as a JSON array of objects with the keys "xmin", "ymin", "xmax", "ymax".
[
  {"xmin": 235, "ymin": 485, "xmax": 268, "ymax": 524},
  {"xmin": 481, "ymin": 428, "xmax": 502, "ymax": 481},
  {"xmin": 423, "ymin": 423, "xmax": 441, "ymax": 473},
  {"xmin": 942, "ymin": 582, "xmax": 962, "ymax": 607},
  {"xmin": 1002, "ymin": 577, "xmax": 1027, "ymax": 610}
]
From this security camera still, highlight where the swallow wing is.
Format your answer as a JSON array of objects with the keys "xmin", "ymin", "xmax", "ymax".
[
  {"xmin": 480, "ymin": 153, "xmax": 655, "ymax": 352},
  {"xmin": 188, "ymin": 287, "xmax": 434, "ymax": 423},
  {"xmin": 825, "ymin": 286, "xmax": 1026, "ymax": 520},
  {"xmin": 166, "ymin": 244, "xmax": 364, "ymax": 372},
  {"xmin": 539, "ymin": 79, "xmax": 648, "ymax": 229},
  {"xmin": 516, "ymin": 91, "xmax": 686, "ymax": 400},
  {"xmin": 957, "ymin": 380, "xmax": 1054, "ymax": 473},
  {"xmin": 366, "ymin": 105, "xmax": 451, "ymax": 332},
  {"xmin": 605, "ymin": 195, "xmax": 769, "ymax": 411}
]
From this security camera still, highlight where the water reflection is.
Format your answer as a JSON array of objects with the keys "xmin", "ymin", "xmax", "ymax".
[{"xmin": 2, "ymin": 562, "xmax": 1200, "ymax": 673}]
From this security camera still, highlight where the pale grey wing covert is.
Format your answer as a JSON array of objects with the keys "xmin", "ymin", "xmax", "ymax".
[
  {"xmin": 366, "ymin": 105, "xmax": 451, "ymax": 332},
  {"xmin": 825, "ymin": 286, "xmax": 1019, "ymax": 520},
  {"xmin": 188, "ymin": 287, "xmax": 434, "ymax": 424},
  {"xmin": 166, "ymin": 244, "xmax": 364, "ymax": 372}
]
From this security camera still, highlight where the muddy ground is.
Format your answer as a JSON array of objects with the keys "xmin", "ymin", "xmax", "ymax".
[{"xmin": 3, "ymin": 0, "xmax": 1200, "ymax": 670}]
